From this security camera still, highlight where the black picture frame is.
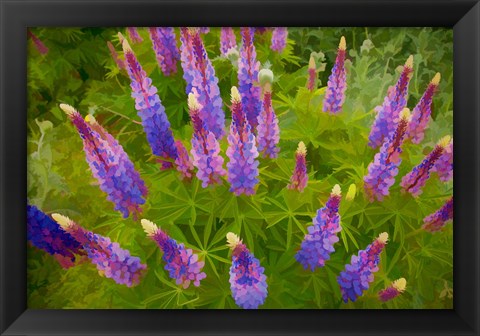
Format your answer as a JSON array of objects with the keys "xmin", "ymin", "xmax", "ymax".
[{"xmin": 1, "ymin": 0, "xmax": 479, "ymax": 335}]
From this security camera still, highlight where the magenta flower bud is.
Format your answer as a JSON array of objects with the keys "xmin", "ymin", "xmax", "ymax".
[
  {"xmin": 378, "ymin": 278, "xmax": 407, "ymax": 302},
  {"xmin": 107, "ymin": 41, "xmax": 126, "ymax": 71},
  {"xmin": 432, "ymin": 139, "xmax": 453, "ymax": 182},
  {"xmin": 307, "ymin": 56, "xmax": 317, "ymax": 92},
  {"xmin": 296, "ymin": 185, "xmax": 342, "ymax": 270},
  {"xmin": 400, "ymin": 136, "xmax": 451, "ymax": 196},
  {"xmin": 127, "ymin": 27, "xmax": 143, "ymax": 44},
  {"xmin": 364, "ymin": 108, "xmax": 411, "ymax": 202},
  {"xmin": 257, "ymin": 83, "xmax": 280, "ymax": 158},
  {"xmin": 323, "ymin": 37, "xmax": 347, "ymax": 114},
  {"xmin": 270, "ymin": 27, "xmax": 288, "ymax": 53},
  {"xmin": 287, "ymin": 142, "xmax": 308, "ymax": 192},
  {"xmin": 148, "ymin": 27, "xmax": 180, "ymax": 76},
  {"xmin": 142, "ymin": 219, "xmax": 206, "ymax": 288},
  {"xmin": 422, "ymin": 197, "xmax": 453, "ymax": 233},
  {"xmin": 337, "ymin": 233, "xmax": 389, "ymax": 303},
  {"xmin": 369, "ymin": 56, "xmax": 414, "ymax": 148},
  {"xmin": 174, "ymin": 140, "xmax": 194, "ymax": 180},
  {"xmin": 220, "ymin": 27, "xmax": 237, "ymax": 56},
  {"xmin": 53, "ymin": 214, "xmax": 147, "ymax": 287},
  {"xmin": 407, "ymin": 73, "xmax": 441, "ymax": 144},
  {"xmin": 27, "ymin": 30, "xmax": 49, "ymax": 55},
  {"xmin": 227, "ymin": 232, "xmax": 268, "ymax": 309}
]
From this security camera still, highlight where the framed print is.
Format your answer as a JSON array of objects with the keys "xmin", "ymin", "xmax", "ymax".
[{"xmin": 1, "ymin": 0, "xmax": 479, "ymax": 335}]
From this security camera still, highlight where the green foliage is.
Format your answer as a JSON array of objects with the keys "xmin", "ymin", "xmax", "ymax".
[{"xmin": 27, "ymin": 27, "xmax": 453, "ymax": 309}]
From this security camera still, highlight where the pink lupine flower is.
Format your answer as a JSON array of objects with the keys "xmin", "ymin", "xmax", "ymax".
[
  {"xmin": 220, "ymin": 27, "xmax": 237, "ymax": 56},
  {"xmin": 270, "ymin": 27, "xmax": 288, "ymax": 53},
  {"xmin": 287, "ymin": 142, "xmax": 308, "ymax": 192},
  {"xmin": 307, "ymin": 55, "xmax": 317, "ymax": 92},
  {"xmin": 27, "ymin": 30, "xmax": 48, "ymax": 55},
  {"xmin": 432, "ymin": 139, "xmax": 453, "ymax": 182},
  {"xmin": 174, "ymin": 140, "xmax": 194, "ymax": 180},
  {"xmin": 379, "ymin": 278, "xmax": 407, "ymax": 302},
  {"xmin": 422, "ymin": 197, "xmax": 453, "ymax": 233},
  {"xmin": 127, "ymin": 27, "xmax": 143, "ymax": 43},
  {"xmin": 107, "ymin": 41, "xmax": 126, "ymax": 71},
  {"xmin": 323, "ymin": 36, "xmax": 347, "ymax": 114},
  {"xmin": 148, "ymin": 27, "xmax": 180, "ymax": 76},
  {"xmin": 369, "ymin": 56, "xmax": 414, "ymax": 148},
  {"xmin": 257, "ymin": 83, "xmax": 280, "ymax": 158}
]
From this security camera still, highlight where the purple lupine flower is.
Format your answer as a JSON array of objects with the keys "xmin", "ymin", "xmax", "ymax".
[
  {"xmin": 422, "ymin": 197, "xmax": 453, "ymax": 233},
  {"xmin": 174, "ymin": 140, "xmax": 194, "ymax": 180},
  {"xmin": 337, "ymin": 232, "xmax": 389, "ymax": 303},
  {"xmin": 148, "ymin": 27, "xmax": 180, "ymax": 76},
  {"xmin": 295, "ymin": 185, "xmax": 342, "ymax": 271},
  {"xmin": 220, "ymin": 27, "xmax": 237, "ymax": 56},
  {"xmin": 364, "ymin": 108, "xmax": 411, "ymax": 202},
  {"xmin": 227, "ymin": 232, "xmax": 268, "ymax": 309},
  {"xmin": 287, "ymin": 142, "xmax": 308, "ymax": 192},
  {"xmin": 188, "ymin": 94, "xmax": 227, "ymax": 187},
  {"xmin": 379, "ymin": 278, "xmax": 407, "ymax": 302},
  {"xmin": 226, "ymin": 87, "xmax": 260, "ymax": 196},
  {"xmin": 407, "ymin": 73, "xmax": 441, "ymax": 144},
  {"xmin": 323, "ymin": 36, "xmax": 347, "ymax": 114},
  {"xmin": 27, "ymin": 30, "xmax": 48, "ymax": 55},
  {"xmin": 27, "ymin": 204, "xmax": 84, "ymax": 269},
  {"xmin": 238, "ymin": 27, "xmax": 263, "ymax": 131},
  {"xmin": 107, "ymin": 41, "xmax": 126, "ymax": 71},
  {"xmin": 121, "ymin": 36, "xmax": 178, "ymax": 169},
  {"xmin": 60, "ymin": 105, "xmax": 148, "ymax": 219},
  {"xmin": 270, "ymin": 27, "xmax": 288, "ymax": 53},
  {"xmin": 432, "ymin": 139, "xmax": 453, "ymax": 182},
  {"xmin": 53, "ymin": 214, "xmax": 147, "ymax": 287},
  {"xmin": 257, "ymin": 83, "xmax": 280, "ymax": 158},
  {"xmin": 307, "ymin": 55, "xmax": 317, "ymax": 92},
  {"xmin": 179, "ymin": 28, "xmax": 197, "ymax": 95},
  {"xmin": 198, "ymin": 27, "xmax": 210, "ymax": 34},
  {"xmin": 368, "ymin": 56, "xmax": 414, "ymax": 148},
  {"xmin": 141, "ymin": 219, "xmax": 206, "ymax": 288},
  {"xmin": 400, "ymin": 135, "xmax": 451, "ymax": 196},
  {"xmin": 127, "ymin": 27, "xmax": 143, "ymax": 44}
]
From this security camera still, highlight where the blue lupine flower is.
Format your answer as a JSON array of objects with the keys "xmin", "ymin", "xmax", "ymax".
[
  {"xmin": 149, "ymin": 27, "xmax": 180, "ymax": 76},
  {"xmin": 323, "ymin": 36, "xmax": 347, "ymax": 114}
]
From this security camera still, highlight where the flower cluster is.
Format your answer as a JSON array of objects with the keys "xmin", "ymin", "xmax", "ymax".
[
  {"xmin": 296, "ymin": 185, "xmax": 342, "ymax": 271},
  {"xmin": 364, "ymin": 108, "xmax": 411, "ymax": 202},
  {"xmin": 378, "ymin": 278, "xmax": 407, "ymax": 302},
  {"xmin": 307, "ymin": 55, "xmax": 317, "ymax": 92},
  {"xmin": 60, "ymin": 104, "xmax": 148, "ymax": 218},
  {"xmin": 220, "ymin": 27, "xmax": 237, "ymax": 56},
  {"xmin": 28, "ymin": 30, "xmax": 49, "ymax": 55},
  {"xmin": 287, "ymin": 142, "xmax": 308, "ymax": 192},
  {"xmin": 400, "ymin": 135, "xmax": 451, "ymax": 196},
  {"xmin": 107, "ymin": 41, "xmax": 126, "ymax": 71},
  {"xmin": 368, "ymin": 56, "xmax": 413, "ymax": 148},
  {"xmin": 337, "ymin": 233, "xmax": 389, "ymax": 303},
  {"xmin": 27, "ymin": 204, "xmax": 84, "ymax": 268},
  {"xmin": 422, "ymin": 197, "xmax": 453, "ymax": 233},
  {"xmin": 432, "ymin": 139, "xmax": 453, "ymax": 182},
  {"xmin": 323, "ymin": 36, "xmax": 347, "ymax": 114},
  {"xmin": 270, "ymin": 27, "xmax": 288, "ymax": 53},
  {"xmin": 141, "ymin": 219, "xmax": 206, "ymax": 288},
  {"xmin": 127, "ymin": 27, "xmax": 143, "ymax": 44},
  {"xmin": 257, "ymin": 82, "xmax": 280, "ymax": 158},
  {"xmin": 227, "ymin": 232, "xmax": 268, "ymax": 309},
  {"xmin": 52, "ymin": 214, "xmax": 147, "ymax": 287},
  {"xmin": 148, "ymin": 27, "xmax": 180, "ymax": 76}
]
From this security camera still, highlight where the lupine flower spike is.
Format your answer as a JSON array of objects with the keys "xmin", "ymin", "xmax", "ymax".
[
  {"xmin": 52, "ymin": 214, "xmax": 147, "ymax": 287},
  {"xmin": 257, "ymin": 82, "xmax": 280, "ymax": 158},
  {"xmin": 307, "ymin": 55, "xmax": 317, "ymax": 92},
  {"xmin": 270, "ymin": 27, "xmax": 288, "ymax": 53},
  {"xmin": 60, "ymin": 104, "xmax": 148, "ymax": 218},
  {"xmin": 121, "ymin": 36, "xmax": 178, "ymax": 169},
  {"xmin": 407, "ymin": 73, "xmax": 441, "ymax": 144},
  {"xmin": 422, "ymin": 197, "xmax": 453, "ymax": 233},
  {"xmin": 364, "ymin": 108, "xmax": 411, "ymax": 202},
  {"xmin": 148, "ymin": 27, "xmax": 180, "ymax": 76},
  {"xmin": 287, "ymin": 141, "xmax": 308, "ymax": 192},
  {"xmin": 174, "ymin": 140, "xmax": 194, "ymax": 180},
  {"xmin": 141, "ymin": 219, "xmax": 206, "ymax": 288},
  {"xmin": 188, "ymin": 93, "xmax": 227, "ymax": 188},
  {"xmin": 432, "ymin": 138, "xmax": 453, "ymax": 182},
  {"xmin": 220, "ymin": 27, "xmax": 237, "ymax": 56},
  {"xmin": 27, "ymin": 204, "xmax": 84, "ymax": 268},
  {"xmin": 226, "ymin": 87, "xmax": 260, "ymax": 196},
  {"xmin": 323, "ymin": 36, "xmax": 347, "ymax": 114},
  {"xmin": 379, "ymin": 278, "xmax": 407, "ymax": 302},
  {"xmin": 227, "ymin": 232, "xmax": 268, "ymax": 309},
  {"xmin": 337, "ymin": 232, "xmax": 389, "ymax": 303},
  {"xmin": 107, "ymin": 41, "xmax": 126, "ymax": 71},
  {"xmin": 295, "ymin": 185, "xmax": 342, "ymax": 271},
  {"xmin": 127, "ymin": 27, "xmax": 143, "ymax": 44},
  {"xmin": 27, "ymin": 30, "xmax": 49, "ymax": 55},
  {"xmin": 400, "ymin": 135, "xmax": 452, "ymax": 196},
  {"xmin": 368, "ymin": 55, "xmax": 413, "ymax": 148}
]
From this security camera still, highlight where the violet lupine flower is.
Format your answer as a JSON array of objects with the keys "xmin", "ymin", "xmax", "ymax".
[
  {"xmin": 227, "ymin": 232, "xmax": 268, "ymax": 309},
  {"xmin": 60, "ymin": 105, "xmax": 148, "ymax": 219},
  {"xmin": 295, "ymin": 185, "xmax": 342, "ymax": 271},
  {"xmin": 179, "ymin": 28, "xmax": 197, "ymax": 95},
  {"xmin": 323, "ymin": 36, "xmax": 347, "ymax": 114},
  {"xmin": 188, "ymin": 94, "xmax": 227, "ymax": 188},
  {"xmin": 27, "ymin": 204, "xmax": 84, "ymax": 269},
  {"xmin": 238, "ymin": 27, "xmax": 263, "ymax": 131},
  {"xmin": 148, "ymin": 27, "xmax": 180, "ymax": 76},
  {"xmin": 141, "ymin": 219, "xmax": 206, "ymax": 288},
  {"xmin": 379, "ymin": 278, "xmax": 407, "ymax": 302},
  {"xmin": 422, "ymin": 197, "xmax": 453, "ymax": 233},
  {"xmin": 174, "ymin": 140, "xmax": 194, "ymax": 180},
  {"xmin": 368, "ymin": 55, "xmax": 414, "ymax": 148},
  {"xmin": 107, "ymin": 41, "xmax": 126, "ymax": 71},
  {"xmin": 52, "ymin": 214, "xmax": 147, "ymax": 287},
  {"xmin": 307, "ymin": 55, "xmax": 317, "ymax": 92},
  {"xmin": 257, "ymin": 83, "xmax": 280, "ymax": 158},
  {"xmin": 27, "ymin": 30, "xmax": 49, "ymax": 55},
  {"xmin": 198, "ymin": 27, "xmax": 210, "ymax": 34},
  {"xmin": 364, "ymin": 108, "xmax": 411, "ymax": 202},
  {"xmin": 121, "ymin": 36, "xmax": 178, "ymax": 169},
  {"xmin": 270, "ymin": 27, "xmax": 288, "ymax": 53},
  {"xmin": 127, "ymin": 27, "xmax": 143, "ymax": 43},
  {"xmin": 400, "ymin": 135, "xmax": 452, "ymax": 196},
  {"xmin": 337, "ymin": 232, "xmax": 389, "ymax": 303},
  {"xmin": 226, "ymin": 87, "xmax": 260, "ymax": 196},
  {"xmin": 220, "ymin": 27, "xmax": 237, "ymax": 56},
  {"xmin": 432, "ymin": 139, "xmax": 453, "ymax": 182},
  {"xmin": 407, "ymin": 73, "xmax": 441, "ymax": 144},
  {"xmin": 287, "ymin": 142, "xmax": 308, "ymax": 192}
]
